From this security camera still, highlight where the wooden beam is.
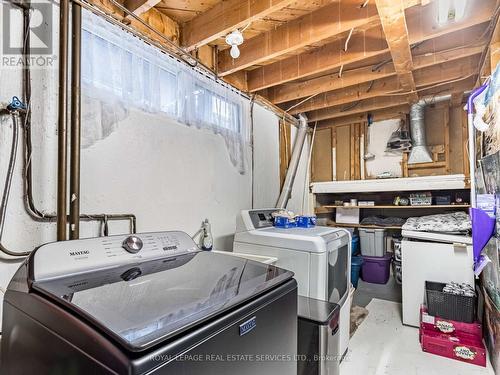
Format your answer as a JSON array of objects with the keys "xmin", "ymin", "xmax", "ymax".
[
  {"xmin": 182, "ymin": 0, "xmax": 295, "ymax": 52},
  {"xmin": 247, "ymin": 25, "xmax": 389, "ymax": 91},
  {"xmin": 129, "ymin": 7, "xmax": 180, "ymax": 45},
  {"xmin": 124, "ymin": 0, "xmax": 161, "ymax": 16},
  {"xmin": 272, "ymin": 41, "xmax": 484, "ymax": 108},
  {"xmin": 309, "ymin": 96, "xmax": 411, "ymax": 122},
  {"xmin": 307, "ymin": 55, "xmax": 480, "ymax": 122},
  {"xmin": 284, "ymin": 44, "xmax": 483, "ymax": 113},
  {"xmin": 375, "ymin": 0, "xmax": 418, "ymax": 102},
  {"xmin": 217, "ymin": 0, "xmax": 380, "ymax": 76},
  {"xmin": 490, "ymin": 17, "xmax": 500, "ymax": 72},
  {"xmin": 247, "ymin": 0, "xmax": 494, "ymax": 93},
  {"xmin": 317, "ymin": 105, "xmax": 410, "ymax": 128}
]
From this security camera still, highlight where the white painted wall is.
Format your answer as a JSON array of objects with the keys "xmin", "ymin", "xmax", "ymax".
[
  {"xmin": 252, "ymin": 104, "xmax": 281, "ymax": 208},
  {"xmin": 0, "ymin": 5, "xmax": 284, "ymax": 323},
  {"xmin": 365, "ymin": 119, "xmax": 404, "ymax": 178}
]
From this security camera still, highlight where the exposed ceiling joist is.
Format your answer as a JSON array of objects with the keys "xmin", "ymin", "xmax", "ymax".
[
  {"xmin": 316, "ymin": 76, "xmax": 476, "ymax": 127},
  {"xmin": 124, "ymin": 0, "xmax": 161, "ymax": 16},
  {"xmin": 249, "ymin": 0, "xmax": 494, "ymax": 94},
  {"xmin": 285, "ymin": 44, "xmax": 484, "ymax": 114},
  {"xmin": 217, "ymin": 0, "xmax": 380, "ymax": 76},
  {"xmin": 307, "ymin": 54, "xmax": 480, "ymax": 122},
  {"xmin": 182, "ymin": 0, "xmax": 295, "ymax": 52},
  {"xmin": 247, "ymin": 25, "xmax": 388, "ymax": 92},
  {"xmin": 375, "ymin": 0, "xmax": 418, "ymax": 102},
  {"xmin": 271, "ymin": 41, "xmax": 484, "ymax": 106},
  {"xmin": 317, "ymin": 104, "xmax": 410, "ymax": 128},
  {"xmin": 129, "ymin": 7, "xmax": 180, "ymax": 44},
  {"xmin": 310, "ymin": 96, "xmax": 411, "ymax": 122}
]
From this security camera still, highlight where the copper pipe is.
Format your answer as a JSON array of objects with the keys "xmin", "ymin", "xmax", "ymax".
[
  {"xmin": 57, "ymin": 0, "xmax": 70, "ymax": 240},
  {"xmin": 69, "ymin": 2, "xmax": 82, "ymax": 240}
]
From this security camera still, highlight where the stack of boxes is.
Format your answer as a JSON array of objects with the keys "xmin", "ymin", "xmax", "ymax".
[{"xmin": 419, "ymin": 280, "xmax": 486, "ymax": 368}]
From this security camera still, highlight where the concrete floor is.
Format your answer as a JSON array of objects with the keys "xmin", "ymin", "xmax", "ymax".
[
  {"xmin": 353, "ymin": 273, "xmax": 402, "ymax": 308},
  {"xmin": 341, "ymin": 299, "xmax": 495, "ymax": 375}
]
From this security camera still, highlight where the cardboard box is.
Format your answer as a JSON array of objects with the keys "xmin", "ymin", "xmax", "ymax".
[
  {"xmin": 420, "ymin": 305, "xmax": 482, "ymax": 339},
  {"xmin": 420, "ymin": 327, "xmax": 487, "ymax": 367}
]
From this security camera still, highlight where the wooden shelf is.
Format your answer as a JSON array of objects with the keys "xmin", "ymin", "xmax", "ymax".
[
  {"xmin": 326, "ymin": 222, "xmax": 403, "ymax": 229},
  {"xmin": 318, "ymin": 204, "xmax": 470, "ymax": 210}
]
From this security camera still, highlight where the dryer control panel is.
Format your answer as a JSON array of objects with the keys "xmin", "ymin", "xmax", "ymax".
[
  {"xmin": 32, "ymin": 231, "xmax": 199, "ymax": 281},
  {"xmin": 236, "ymin": 209, "xmax": 278, "ymax": 232}
]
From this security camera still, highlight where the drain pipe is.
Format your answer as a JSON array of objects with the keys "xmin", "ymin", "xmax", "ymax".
[
  {"xmin": 69, "ymin": 1, "xmax": 82, "ymax": 239},
  {"xmin": 467, "ymin": 84, "xmax": 488, "ymax": 208},
  {"xmin": 408, "ymin": 94, "xmax": 451, "ymax": 164},
  {"xmin": 276, "ymin": 114, "xmax": 309, "ymax": 209},
  {"xmin": 57, "ymin": 0, "xmax": 70, "ymax": 240}
]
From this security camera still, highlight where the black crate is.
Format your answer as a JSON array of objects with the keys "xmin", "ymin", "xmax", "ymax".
[{"xmin": 425, "ymin": 281, "xmax": 476, "ymax": 323}]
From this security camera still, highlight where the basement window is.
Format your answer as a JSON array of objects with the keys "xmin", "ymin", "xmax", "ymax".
[{"xmin": 81, "ymin": 10, "xmax": 248, "ymax": 173}]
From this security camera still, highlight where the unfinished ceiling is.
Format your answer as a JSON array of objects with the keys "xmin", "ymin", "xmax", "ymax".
[{"xmin": 90, "ymin": 0, "xmax": 499, "ymax": 124}]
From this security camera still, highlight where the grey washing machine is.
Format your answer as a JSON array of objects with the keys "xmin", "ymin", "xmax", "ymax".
[{"xmin": 1, "ymin": 231, "xmax": 297, "ymax": 374}]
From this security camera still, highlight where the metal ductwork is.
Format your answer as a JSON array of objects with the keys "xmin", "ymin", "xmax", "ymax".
[
  {"xmin": 276, "ymin": 114, "xmax": 308, "ymax": 209},
  {"xmin": 408, "ymin": 94, "xmax": 451, "ymax": 164}
]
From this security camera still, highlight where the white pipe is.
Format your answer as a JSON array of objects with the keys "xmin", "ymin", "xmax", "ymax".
[{"xmin": 277, "ymin": 114, "xmax": 309, "ymax": 209}]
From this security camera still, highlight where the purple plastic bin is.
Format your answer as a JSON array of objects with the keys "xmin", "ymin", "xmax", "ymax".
[{"xmin": 361, "ymin": 254, "xmax": 392, "ymax": 284}]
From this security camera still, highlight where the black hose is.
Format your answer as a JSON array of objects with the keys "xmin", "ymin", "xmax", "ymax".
[{"xmin": 0, "ymin": 114, "xmax": 31, "ymax": 257}]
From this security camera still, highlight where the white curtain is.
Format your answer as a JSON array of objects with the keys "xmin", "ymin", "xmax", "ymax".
[{"xmin": 81, "ymin": 10, "xmax": 249, "ymax": 173}]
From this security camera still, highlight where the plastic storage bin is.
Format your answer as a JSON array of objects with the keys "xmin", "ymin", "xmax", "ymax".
[
  {"xmin": 351, "ymin": 235, "xmax": 359, "ymax": 256},
  {"xmin": 425, "ymin": 281, "xmax": 476, "ymax": 323},
  {"xmin": 359, "ymin": 228, "xmax": 387, "ymax": 257},
  {"xmin": 392, "ymin": 259, "xmax": 402, "ymax": 284},
  {"xmin": 361, "ymin": 254, "xmax": 392, "ymax": 284},
  {"xmin": 351, "ymin": 256, "xmax": 363, "ymax": 288}
]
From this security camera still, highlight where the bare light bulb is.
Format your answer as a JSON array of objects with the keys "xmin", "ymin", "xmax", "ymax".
[
  {"xmin": 230, "ymin": 45, "xmax": 240, "ymax": 59},
  {"xmin": 437, "ymin": 0, "xmax": 451, "ymax": 24},
  {"xmin": 454, "ymin": 0, "xmax": 467, "ymax": 22}
]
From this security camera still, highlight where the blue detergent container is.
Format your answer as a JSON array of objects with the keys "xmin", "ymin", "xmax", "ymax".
[{"xmin": 296, "ymin": 215, "xmax": 316, "ymax": 228}]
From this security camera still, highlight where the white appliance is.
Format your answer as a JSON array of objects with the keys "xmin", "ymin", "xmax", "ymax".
[
  {"xmin": 402, "ymin": 230, "xmax": 474, "ymax": 327},
  {"xmin": 233, "ymin": 209, "xmax": 352, "ymax": 359}
]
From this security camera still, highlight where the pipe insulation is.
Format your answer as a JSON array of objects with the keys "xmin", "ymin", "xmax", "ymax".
[
  {"xmin": 276, "ymin": 114, "xmax": 309, "ymax": 209},
  {"xmin": 408, "ymin": 94, "xmax": 452, "ymax": 164}
]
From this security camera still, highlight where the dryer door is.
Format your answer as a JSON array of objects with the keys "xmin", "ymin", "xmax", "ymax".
[{"xmin": 327, "ymin": 241, "xmax": 349, "ymax": 304}]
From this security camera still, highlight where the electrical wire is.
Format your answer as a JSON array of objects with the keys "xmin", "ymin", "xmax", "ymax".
[
  {"xmin": 0, "ymin": 113, "xmax": 31, "ymax": 258},
  {"xmin": 285, "ymin": 93, "xmax": 320, "ymax": 113},
  {"xmin": 344, "ymin": 28, "xmax": 354, "ymax": 52}
]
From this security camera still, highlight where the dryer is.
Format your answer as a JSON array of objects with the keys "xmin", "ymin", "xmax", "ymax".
[{"xmin": 233, "ymin": 209, "xmax": 351, "ymax": 360}]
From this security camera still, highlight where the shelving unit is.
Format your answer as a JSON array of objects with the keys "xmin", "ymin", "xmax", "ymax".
[
  {"xmin": 322, "ymin": 204, "xmax": 470, "ymax": 210},
  {"xmin": 316, "ymin": 204, "xmax": 470, "ymax": 214},
  {"xmin": 327, "ymin": 222, "xmax": 403, "ymax": 230}
]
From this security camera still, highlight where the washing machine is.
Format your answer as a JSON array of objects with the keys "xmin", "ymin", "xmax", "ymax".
[
  {"xmin": 233, "ymin": 209, "xmax": 351, "ymax": 360},
  {"xmin": 1, "ymin": 231, "xmax": 298, "ymax": 374}
]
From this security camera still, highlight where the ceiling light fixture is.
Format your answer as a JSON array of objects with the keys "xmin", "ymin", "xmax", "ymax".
[{"xmin": 225, "ymin": 29, "xmax": 244, "ymax": 59}]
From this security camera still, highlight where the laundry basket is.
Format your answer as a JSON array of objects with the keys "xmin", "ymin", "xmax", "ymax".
[{"xmin": 425, "ymin": 281, "xmax": 476, "ymax": 323}]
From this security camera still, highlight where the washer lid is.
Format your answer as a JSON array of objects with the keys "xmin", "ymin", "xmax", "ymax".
[{"xmin": 32, "ymin": 251, "xmax": 293, "ymax": 352}]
